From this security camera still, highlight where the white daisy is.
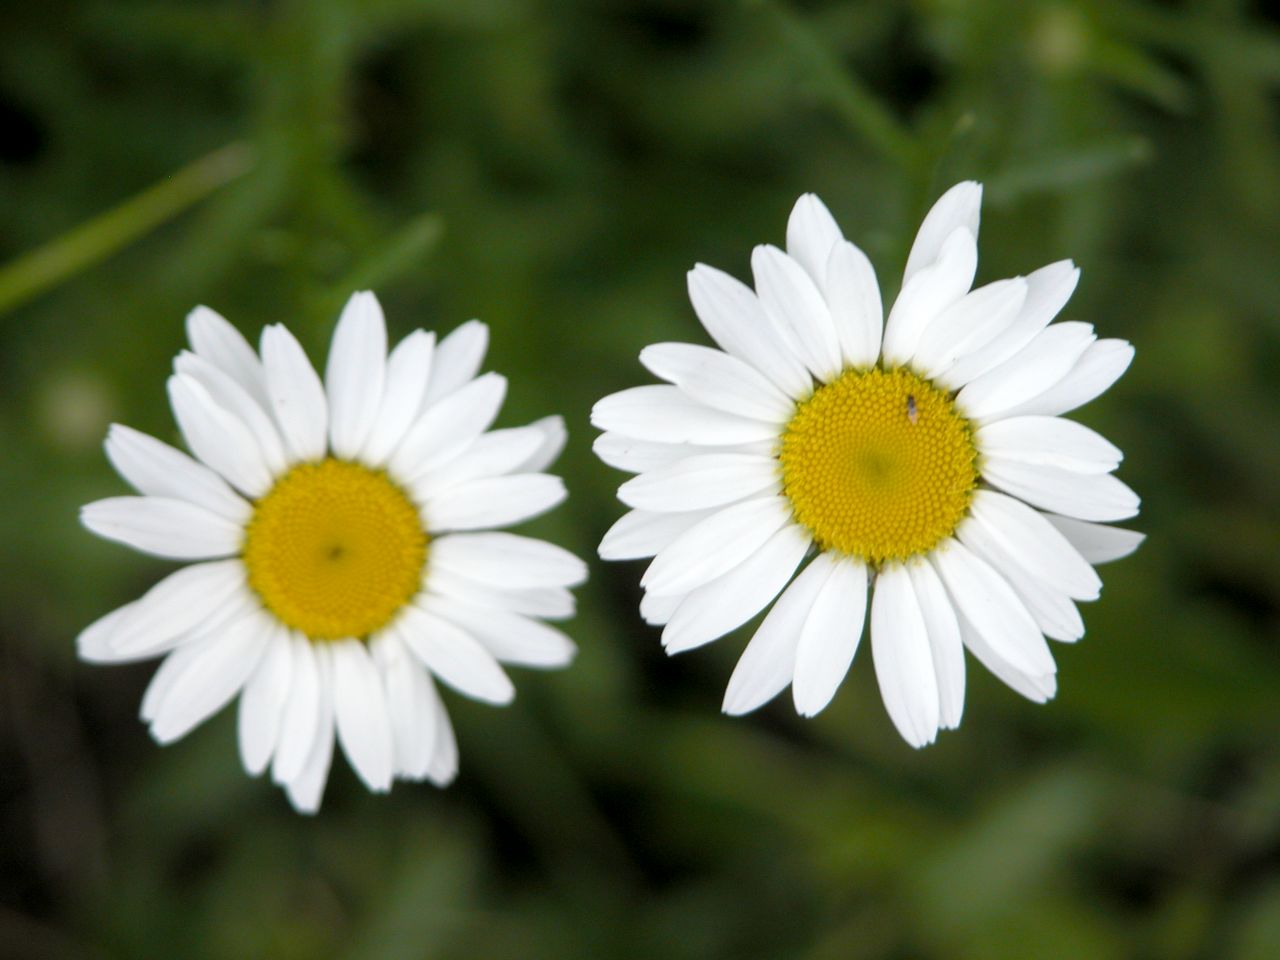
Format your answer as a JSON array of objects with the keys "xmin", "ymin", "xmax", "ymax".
[
  {"xmin": 79, "ymin": 292, "xmax": 585, "ymax": 812},
  {"xmin": 592, "ymin": 183, "xmax": 1143, "ymax": 746}
]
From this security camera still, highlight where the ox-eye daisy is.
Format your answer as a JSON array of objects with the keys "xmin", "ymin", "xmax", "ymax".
[
  {"xmin": 79, "ymin": 292, "xmax": 585, "ymax": 812},
  {"xmin": 593, "ymin": 183, "xmax": 1142, "ymax": 746}
]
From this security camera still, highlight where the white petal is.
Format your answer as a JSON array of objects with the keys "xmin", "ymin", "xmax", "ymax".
[
  {"xmin": 283, "ymin": 644, "xmax": 336, "ymax": 814},
  {"xmin": 913, "ymin": 277, "xmax": 1027, "ymax": 381},
  {"xmin": 639, "ymin": 342, "xmax": 794, "ymax": 423},
  {"xmin": 331, "ymin": 639, "xmax": 394, "ymax": 792},
  {"xmin": 426, "ymin": 567, "xmax": 576, "ymax": 621},
  {"xmin": 140, "ymin": 631, "xmax": 214, "ymax": 722},
  {"xmin": 661, "ymin": 522, "xmax": 809, "ymax": 655},
  {"xmin": 640, "ymin": 590, "xmax": 682, "ymax": 627},
  {"xmin": 424, "ymin": 474, "xmax": 565, "ymax": 532},
  {"xmin": 390, "ymin": 372, "xmax": 507, "ymax": 480},
  {"xmin": 360, "ymin": 330, "xmax": 435, "ymax": 466},
  {"xmin": 752, "ymin": 244, "xmax": 843, "ymax": 382},
  {"xmin": 395, "ymin": 605, "xmax": 515, "ymax": 704},
  {"xmin": 1010, "ymin": 572, "xmax": 1085, "ymax": 645},
  {"xmin": 370, "ymin": 632, "xmax": 436, "ymax": 780},
  {"xmin": 962, "ymin": 527, "xmax": 1085, "ymax": 643},
  {"xmin": 374, "ymin": 638, "xmax": 429, "ymax": 779},
  {"xmin": 325, "ymin": 291, "xmax": 388, "ymax": 460},
  {"xmin": 959, "ymin": 614, "xmax": 1057, "ymax": 703},
  {"xmin": 185, "ymin": 305, "xmax": 268, "ymax": 408},
  {"xmin": 965, "ymin": 489, "xmax": 1102, "ymax": 600},
  {"xmin": 930, "ymin": 539, "xmax": 1055, "ymax": 677},
  {"xmin": 423, "ymin": 676, "xmax": 459, "ymax": 786},
  {"xmin": 174, "ymin": 352, "xmax": 289, "ymax": 477},
  {"xmin": 138, "ymin": 603, "xmax": 253, "ymax": 722},
  {"xmin": 149, "ymin": 610, "xmax": 271, "ymax": 744},
  {"xmin": 642, "ymin": 496, "xmax": 792, "ymax": 596},
  {"xmin": 686, "ymin": 264, "xmax": 812, "ymax": 398},
  {"xmin": 272, "ymin": 634, "xmax": 321, "ymax": 783},
  {"xmin": 941, "ymin": 260, "xmax": 1079, "ymax": 388},
  {"xmin": 423, "ymin": 594, "xmax": 576, "ymax": 668},
  {"xmin": 786, "ymin": 193, "xmax": 843, "ymax": 287},
  {"xmin": 958, "ymin": 322, "xmax": 1095, "ymax": 421},
  {"xmin": 594, "ymin": 433, "xmax": 690, "ymax": 473},
  {"xmin": 109, "ymin": 559, "xmax": 246, "ymax": 659},
  {"xmin": 882, "ymin": 228, "xmax": 977, "ymax": 367},
  {"xmin": 237, "ymin": 624, "xmax": 293, "ymax": 775},
  {"xmin": 982, "ymin": 460, "xmax": 1140, "ymax": 522},
  {"xmin": 995, "ymin": 338, "xmax": 1135, "ymax": 419},
  {"xmin": 81, "ymin": 496, "xmax": 242, "ymax": 560},
  {"xmin": 167, "ymin": 374, "xmax": 273, "ymax": 497},
  {"xmin": 421, "ymin": 320, "xmax": 488, "ymax": 408},
  {"xmin": 598, "ymin": 508, "xmax": 718, "ymax": 561},
  {"xmin": 591, "ymin": 385, "xmax": 781, "ymax": 445},
  {"xmin": 411, "ymin": 426, "xmax": 545, "ymax": 496},
  {"xmin": 907, "ymin": 560, "xmax": 965, "ymax": 729},
  {"xmin": 792, "ymin": 554, "xmax": 867, "ymax": 717},
  {"xmin": 104, "ymin": 424, "xmax": 249, "ymax": 523},
  {"xmin": 869, "ymin": 564, "xmax": 940, "ymax": 747},
  {"xmin": 721, "ymin": 555, "xmax": 833, "ymax": 715},
  {"xmin": 824, "ymin": 240, "xmax": 883, "ymax": 369},
  {"xmin": 77, "ymin": 603, "xmax": 140, "ymax": 664},
  {"xmin": 260, "ymin": 324, "xmax": 328, "ymax": 462},
  {"xmin": 618, "ymin": 453, "xmax": 780, "ymax": 512},
  {"xmin": 903, "ymin": 181, "xmax": 982, "ymax": 282},
  {"xmin": 594, "ymin": 432, "xmax": 774, "ymax": 474},
  {"xmin": 1044, "ymin": 514, "xmax": 1145, "ymax": 565},
  {"xmin": 514, "ymin": 415, "xmax": 568, "ymax": 473},
  {"xmin": 977, "ymin": 416, "xmax": 1122, "ymax": 474},
  {"xmin": 429, "ymin": 532, "xmax": 587, "ymax": 590}
]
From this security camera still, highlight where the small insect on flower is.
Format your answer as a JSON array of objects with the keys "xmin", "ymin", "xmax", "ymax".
[{"xmin": 906, "ymin": 394, "xmax": 919, "ymax": 425}]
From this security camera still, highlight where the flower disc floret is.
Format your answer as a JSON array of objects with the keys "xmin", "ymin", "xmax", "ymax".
[
  {"xmin": 779, "ymin": 367, "xmax": 978, "ymax": 566},
  {"xmin": 243, "ymin": 458, "xmax": 427, "ymax": 641}
]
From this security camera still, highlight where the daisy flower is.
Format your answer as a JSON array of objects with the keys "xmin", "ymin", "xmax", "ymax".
[
  {"xmin": 79, "ymin": 292, "xmax": 585, "ymax": 812},
  {"xmin": 592, "ymin": 183, "xmax": 1142, "ymax": 746}
]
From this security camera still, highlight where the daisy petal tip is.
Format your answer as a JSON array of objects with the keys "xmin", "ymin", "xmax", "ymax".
[
  {"xmin": 184, "ymin": 304, "xmax": 228, "ymax": 340},
  {"xmin": 791, "ymin": 680, "xmax": 834, "ymax": 719},
  {"xmin": 565, "ymin": 557, "xmax": 589, "ymax": 588},
  {"xmin": 521, "ymin": 416, "xmax": 569, "ymax": 473},
  {"xmin": 284, "ymin": 789, "xmax": 322, "ymax": 816},
  {"xmin": 428, "ymin": 767, "xmax": 459, "ymax": 789},
  {"xmin": 492, "ymin": 684, "xmax": 517, "ymax": 707},
  {"xmin": 355, "ymin": 764, "xmax": 393, "ymax": 794},
  {"xmin": 148, "ymin": 719, "xmax": 184, "ymax": 747},
  {"xmin": 944, "ymin": 180, "xmax": 984, "ymax": 213},
  {"xmin": 531, "ymin": 413, "xmax": 568, "ymax": 458},
  {"xmin": 900, "ymin": 723, "xmax": 937, "ymax": 750},
  {"xmin": 720, "ymin": 690, "xmax": 755, "ymax": 717}
]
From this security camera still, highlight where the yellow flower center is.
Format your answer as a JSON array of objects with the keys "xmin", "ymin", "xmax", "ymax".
[
  {"xmin": 779, "ymin": 367, "xmax": 978, "ymax": 566},
  {"xmin": 243, "ymin": 458, "xmax": 428, "ymax": 641}
]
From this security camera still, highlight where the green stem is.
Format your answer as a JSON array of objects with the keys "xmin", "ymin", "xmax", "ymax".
[{"xmin": 0, "ymin": 142, "xmax": 255, "ymax": 316}]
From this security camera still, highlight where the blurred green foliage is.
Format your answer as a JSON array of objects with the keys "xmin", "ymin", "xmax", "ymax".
[{"xmin": 2, "ymin": 0, "xmax": 1278, "ymax": 958}]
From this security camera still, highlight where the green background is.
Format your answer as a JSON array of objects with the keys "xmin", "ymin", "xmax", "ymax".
[{"xmin": 2, "ymin": 0, "xmax": 1278, "ymax": 957}]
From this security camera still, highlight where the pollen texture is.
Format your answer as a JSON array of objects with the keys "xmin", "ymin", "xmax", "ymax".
[
  {"xmin": 779, "ymin": 367, "xmax": 978, "ymax": 566},
  {"xmin": 243, "ymin": 458, "xmax": 427, "ymax": 640}
]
